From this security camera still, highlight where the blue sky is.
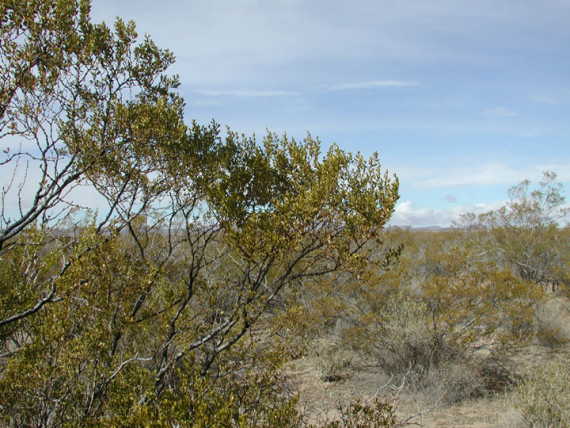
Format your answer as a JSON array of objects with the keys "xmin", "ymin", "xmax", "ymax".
[{"xmin": 89, "ymin": 0, "xmax": 570, "ymax": 226}]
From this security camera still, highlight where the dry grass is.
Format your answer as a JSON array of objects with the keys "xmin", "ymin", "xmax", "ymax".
[
  {"xmin": 534, "ymin": 296, "xmax": 570, "ymax": 347},
  {"xmin": 509, "ymin": 355, "xmax": 570, "ymax": 427},
  {"xmin": 312, "ymin": 338, "xmax": 357, "ymax": 383},
  {"xmin": 287, "ymin": 340, "xmax": 570, "ymax": 427},
  {"xmin": 286, "ymin": 270, "xmax": 570, "ymax": 426}
]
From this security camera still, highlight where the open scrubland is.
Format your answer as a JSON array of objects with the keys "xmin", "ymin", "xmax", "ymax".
[
  {"xmin": 3, "ymin": 170, "xmax": 570, "ymax": 427},
  {"xmin": 2, "ymin": 1, "xmax": 570, "ymax": 426},
  {"xmin": 281, "ymin": 221, "xmax": 570, "ymax": 427}
]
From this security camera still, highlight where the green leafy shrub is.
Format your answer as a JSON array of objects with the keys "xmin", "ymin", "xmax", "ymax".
[
  {"xmin": 0, "ymin": 1, "xmax": 400, "ymax": 425},
  {"xmin": 457, "ymin": 171, "xmax": 570, "ymax": 291}
]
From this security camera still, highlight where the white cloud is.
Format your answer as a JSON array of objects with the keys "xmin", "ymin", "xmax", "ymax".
[
  {"xmin": 328, "ymin": 80, "xmax": 419, "ymax": 91},
  {"xmin": 482, "ymin": 106, "xmax": 518, "ymax": 118},
  {"xmin": 194, "ymin": 89, "xmax": 299, "ymax": 97},
  {"xmin": 390, "ymin": 200, "xmax": 501, "ymax": 227},
  {"xmin": 530, "ymin": 95, "xmax": 559, "ymax": 105},
  {"xmin": 391, "ymin": 201, "xmax": 450, "ymax": 227},
  {"xmin": 89, "ymin": 0, "xmax": 570, "ymax": 93},
  {"xmin": 398, "ymin": 162, "xmax": 570, "ymax": 189},
  {"xmin": 418, "ymin": 163, "xmax": 522, "ymax": 188}
]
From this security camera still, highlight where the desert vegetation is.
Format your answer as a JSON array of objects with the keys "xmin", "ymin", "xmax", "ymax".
[{"xmin": 1, "ymin": 1, "xmax": 570, "ymax": 427}]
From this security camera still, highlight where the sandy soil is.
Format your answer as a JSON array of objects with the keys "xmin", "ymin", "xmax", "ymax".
[{"xmin": 287, "ymin": 343, "xmax": 570, "ymax": 427}]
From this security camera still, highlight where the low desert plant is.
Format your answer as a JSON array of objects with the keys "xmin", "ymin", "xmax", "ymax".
[
  {"xmin": 318, "ymin": 397, "xmax": 398, "ymax": 428},
  {"xmin": 412, "ymin": 360, "xmax": 485, "ymax": 406},
  {"xmin": 534, "ymin": 297, "xmax": 570, "ymax": 347},
  {"xmin": 313, "ymin": 339, "xmax": 355, "ymax": 382},
  {"xmin": 340, "ymin": 288, "xmax": 524, "ymax": 406},
  {"xmin": 411, "ymin": 354, "xmax": 520, "ymax": 407},
  {"xmin": 342, "ymin": 293, "xmax": 457, "ymax": 380},
  {"xmin": 511, "ymin": 356, "xmax": 570, "ymax": 427}
]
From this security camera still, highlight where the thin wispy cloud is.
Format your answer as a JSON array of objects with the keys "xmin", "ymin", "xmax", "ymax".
[
  {"xmin": 328, "ymin": 80, "xmax": 420, "ymax": 91},
  {"xmin": 407, "ymin": 163, "xmax": 570, "ymax": 189},
  {"xmin": 482, "ymin": 106, "xmax": 518, "ymax": 118},
  {"xmin": 530, "ymin": 95, "xmax": 559, "ymax": 105},
  {"xmin": 418, "ymin": 163, "xmax": 522, "ymax": 188},
  {"xmin": 59, "ymin": 1, "xmax": 570, "ymax": 226},
  {"xmin": 195, "ymin": 89, "xmax": 299, "ymax": 97}
]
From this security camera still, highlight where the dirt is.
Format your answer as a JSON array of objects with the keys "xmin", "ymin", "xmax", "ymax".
[{"xmin": 286, "ymin": 343, "xmax": 570, "ymax": 427}]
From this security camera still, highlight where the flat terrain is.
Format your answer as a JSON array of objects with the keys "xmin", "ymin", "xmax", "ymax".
[{"xmin": 288, "ymin": 343, "xmax": 570, "ymax": 427}]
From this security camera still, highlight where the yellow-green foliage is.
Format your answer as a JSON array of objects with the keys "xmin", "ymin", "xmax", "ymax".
[
  {"xmin": 284, "ymin": 226, "xmax": 545, "ymax": 405},
  {"xmin": 458, "ymin": 171, "xmax": 570, "ymax": 290},
  {"xmin": 4, "ymin": 0, "xmax": 570, "ymax": 424},
  {"xmin": 0, "ymin": 226, "xmax": 303, "ymax": 426},
  {"xmin": 0, "ymin": 1, "xmax": 399, "ymax": 425},
  {"xmin": 337, "ymin": 229, "xmax": 544, "ymax": 362},
  {"xmin": 98, "ymin": 363, "xmax": 303, "ymax": 428}
]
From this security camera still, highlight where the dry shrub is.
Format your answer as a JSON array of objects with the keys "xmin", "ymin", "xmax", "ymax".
[
  {"xmin": 535, "ymin": 296, "xmax": 570, "ymax": 347},
  {"xmin": 476, "ymin": 355, "xmax": 521, "ymax": 394},
  {"xmin": 511, "ymin": 357, "xmax": 570, "ymax": 427},
  {"xmin": 343, "ymin": 294, "xmax": 460, "ymax": 382},
  {"xmin": 312, "ymin": 338, "xmax": 355, "ymax": 382},
  {"xmin": 343, "ymin": 296, "xmax": 453, "ymax": 378},
  {"xmin": 413, "ymin": 360, "xmax": 486, "ymax": 406},
  {"xmin": 342, "ymin": 292, "xmax": 521, "ymax": 406},
  {"xmin": 414, "ymin": 355, "xmax": 521, "ymax": 406},
  {"xmin": 316, "ymin": 397, "xmax": 399, "ymax": 428}
]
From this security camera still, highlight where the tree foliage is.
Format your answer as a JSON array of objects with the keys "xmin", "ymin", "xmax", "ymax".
[
  {"xmin": 458, "ymin": 171, "xmax": 570, "ymax": 290},
  {"xmin": 0, "ymin": 1, "xmax": 399, "ymax": 425}
]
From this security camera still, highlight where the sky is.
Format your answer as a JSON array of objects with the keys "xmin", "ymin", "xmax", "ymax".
[{"xmin": 85, "ymin": 0, "xmax": 570, "ymax": 226}]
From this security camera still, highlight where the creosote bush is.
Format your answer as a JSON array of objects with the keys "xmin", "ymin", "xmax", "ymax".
[
  {"xmin": 0, "ymin": 0, "xmax": 399, "ymax": 426},
  {"xmin": 3, "ymin": 0, "xmax": 570, "ymax": 425},
  {"xmin": 288, "ymin": 221, "xmax": 545, "ymax": 408}
]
